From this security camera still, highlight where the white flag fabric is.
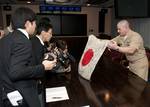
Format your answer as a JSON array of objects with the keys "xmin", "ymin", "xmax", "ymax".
[{"xmin": 78, "ymin": 35, "xmax": 109, "ymax": 80}]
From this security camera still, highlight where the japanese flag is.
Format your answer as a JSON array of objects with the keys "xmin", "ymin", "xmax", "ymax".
[{"xmin": 78, "ymin": 35, "xmax": 109, "ymax": 80}]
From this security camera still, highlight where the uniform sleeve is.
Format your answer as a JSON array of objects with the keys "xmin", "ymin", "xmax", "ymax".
[
  {"xmin": 129, "ymin": 34, "xmax": 143, "ymax": 50},
  {"xmin": 112, "ymin": 36, "xmax": 120, "ymax": 43}
]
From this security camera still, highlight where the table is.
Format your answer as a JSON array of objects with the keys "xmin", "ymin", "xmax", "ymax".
[{"xmin": 45, "ymin": 55, "xmax": 150, "ymax": 107}]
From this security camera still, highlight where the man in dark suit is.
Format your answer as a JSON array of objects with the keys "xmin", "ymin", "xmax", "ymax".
[
  {"xmin": 30, "ymin": 18, "xmax": 53, "ymax": 107},
  {"xmin": 0, "ymin": 7, "xmax": 56, "ymax": 107},
  {"xmin": 31, "ymin": 18, "xmax": 52, "ymax": 65}
]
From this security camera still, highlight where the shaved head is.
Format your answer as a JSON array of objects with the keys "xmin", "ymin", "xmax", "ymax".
[
  {"xmin": 117, "ymin": 20, "xmax": 130, "ymax": 36},
  {"xmin": 117, "ymin": 20, "xmax": 130, "ymax": 28}
]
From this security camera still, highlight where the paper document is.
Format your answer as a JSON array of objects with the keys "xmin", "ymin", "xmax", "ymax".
[
  {"xmin": 46, "ymin": 86, "xmax": 69, "ymax": 102},
  {"xmin": 7, "ymin": 90, "xmax": 23, "ymax": 106},
  {"xmin": 81, "ymin": 105, "xmax": 90, "ymax": 107}
]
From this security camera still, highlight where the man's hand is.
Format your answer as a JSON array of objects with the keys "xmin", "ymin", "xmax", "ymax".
[
  {"xmin": 42, "ymin": 59, "xmax": 57, "ymax": 71},
  {"xmin": 107, "ymin": 40, "xmax": 119, "ymax": 51}
]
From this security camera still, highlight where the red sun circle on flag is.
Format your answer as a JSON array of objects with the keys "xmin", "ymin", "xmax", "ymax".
[{"xmin": 82, "ymin": 48, "xmax": 94, "ymax": 66}]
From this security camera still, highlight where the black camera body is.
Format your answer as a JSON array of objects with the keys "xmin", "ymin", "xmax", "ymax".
[
  {"xmin": 46, "ymin": 54, "xmax": 55, "ymax": 61},
  {"xmin": 45, "ymin": 51, "xmax": 71, "ymax": 69},
  {"xmin": 57, "ymin": 52, "xmax": 70, "ymax": 68}
]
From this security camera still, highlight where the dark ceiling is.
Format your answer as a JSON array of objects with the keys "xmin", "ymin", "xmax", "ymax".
[{"xmin": 0, "ymin": 0, "xmax": 113, "ymax": 7}]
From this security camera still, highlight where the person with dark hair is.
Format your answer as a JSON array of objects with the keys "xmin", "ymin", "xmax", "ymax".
[
  {"xmin": 56, "ymin": 40, "xmax": 75, "ymax": 63},
  {"xmin": 56, "ymin": 39, "xmax": 68, "ymax": 51},
  {"xmin": 31, "ymin": 17, "xmax": 53, "ymax": 64},
  {"xmin": 38, "ymin": 17, "xmax": 51, "ymax": 25},
  {"xmin": 48, "ymin": 40, "xmax": 75, "ymax": 73},
  {"xmin": 30, "ymin": 18, "xmax": 53, "ymax": 107},
  {"xmin": 0, "ymin": 7, "xmax": 56, "ymax": 107}
]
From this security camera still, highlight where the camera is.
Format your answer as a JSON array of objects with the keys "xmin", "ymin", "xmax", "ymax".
[
  {"xmin": 45, "ymin": 51, "xmax": 75, "ymax": 68},
  {"xmin": 45, "ymin": 40, "xmax": 75, "ymax": 72},
  {"xmin": 44, "ymin": 50, "xmax": 70, "ymax": 68},
  {"xmin": 57, "ymin": 51, "xmax": 71, "ymax": 68},
  {"xmin": 46, "ymin": 53, "xmax": 55, "ymax": 61}
]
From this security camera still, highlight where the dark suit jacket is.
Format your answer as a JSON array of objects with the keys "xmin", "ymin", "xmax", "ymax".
[
  {"xmin": 0, "ymin": 30, "xmax": 45, "ymax": 107},
  {"xmin": 30, "ymin": 36, "xmax": 48, "ymax": 94},
  {"xmin": 30, "ymin": 36, "xmax": 47, "ymax": 65}
]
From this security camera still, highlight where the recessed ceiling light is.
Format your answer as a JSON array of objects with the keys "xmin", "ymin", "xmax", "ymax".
[{"xmin": 27, "ymin": 1, "xmax": 31, "ymax": 3}]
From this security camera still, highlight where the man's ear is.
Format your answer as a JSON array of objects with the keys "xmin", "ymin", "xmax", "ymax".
[
  {"xmin": 41, "ymin": 30, "xmax": 45, "ymax": 34},
  {"xmin": 24, "ymin": 20, "xmax": 30, "ymax": 28},
  {"xmin": 41, "ymin": 30, "xmax": 47, "ymax": 36}
]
